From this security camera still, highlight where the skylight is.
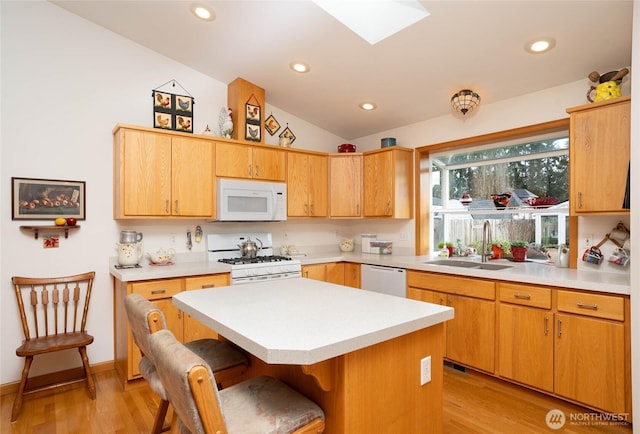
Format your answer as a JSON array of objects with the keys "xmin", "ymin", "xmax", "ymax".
[{"xmin": 312, "ymin": 0, "xmax": 430, "ymax": 45}]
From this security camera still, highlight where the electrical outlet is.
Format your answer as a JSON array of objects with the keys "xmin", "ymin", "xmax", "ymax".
[
  {"xmin": 400, "ymin": 232, "xmax": 409, "ymax": 241},
  {"xmin": 420, "ymin": 356, "xmax": 431, "ymax": 385},
  {"xmin": 170, "ymin": 233, "xmax": 177, "ymax": 246},
  {"xmin": 584, "ymin": 234, "xmax": 593, "ymax": 247}
]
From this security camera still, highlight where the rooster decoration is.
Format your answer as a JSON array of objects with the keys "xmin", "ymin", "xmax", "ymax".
[
  {"xmin": 218, "ymin": 107, "xmax": 233, "ymax": 138},
  {"xmin": 587, "ymin": 68, "xmax": 629, "ymax": 102}
]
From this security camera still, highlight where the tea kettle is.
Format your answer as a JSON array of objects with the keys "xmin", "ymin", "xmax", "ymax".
[
  {"xmin": 238, "ymin": 237, "xmax": 263, "ymax": 258},
  {"xmin": 556, "ymin": 244, "xmax": 570, "ymax": 268},
  {"xmin": 120, "ymin": 230, "xmax": 143, "ymax": 243}
]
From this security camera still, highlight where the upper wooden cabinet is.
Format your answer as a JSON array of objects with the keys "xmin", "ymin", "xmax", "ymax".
[
  {"xmin": 113, "ymin": 125, "xmax": 214, "ymax": 219},
  {"xmin": 329, "ymin": 154, "xmax": 362, "ymax": 217},
  {"xmin": 287, "ymin": 150, "xmax": 328, "ymax": 217},
  {"xmin": 363, "ymin": 147, "xmax": 413, "ymax": 218},
  {"xmin": 567, "ymin": 96, "xmax": 630, "ymax": 215},
  {"xmin": 215, "ymin": 141, "xmax": 286, "ymax": 181}
]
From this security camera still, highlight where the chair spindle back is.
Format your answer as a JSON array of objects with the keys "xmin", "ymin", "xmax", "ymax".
[{"xmin": 13, "ymin": 272, "xmax": 95, "ymax": 341}]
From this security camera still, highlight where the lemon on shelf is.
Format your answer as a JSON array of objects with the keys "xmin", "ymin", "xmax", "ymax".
[{"xmin": 54, "ymin": 218, "xmax": 67, "ymax": 226}]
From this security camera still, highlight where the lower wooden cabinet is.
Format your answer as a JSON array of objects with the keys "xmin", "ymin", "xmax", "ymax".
[
  {"xmin": 344, "ymin": 262, "xmax": 361, "ymax": 288},
  {"xmin": 407, "ymin": 271, "xmax": 496, "ymax": 374},
  {"xmin": 554, "ymin": 290, "xmax": 628, "ymax": 414},
  {"xmin": 114, "ymin": 273, "xmax": 230, "ymax": 383},
  {"xmin": 408, "ymin": 271, "xmax": 631, "ymax": 417},
  {"xmin": 302, "ymin": 262, "xmax": 345, "ymax": 285}
]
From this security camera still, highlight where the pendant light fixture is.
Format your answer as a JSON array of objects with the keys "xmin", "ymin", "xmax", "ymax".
[{"xmin": 451, "ymin": 89, "xmax": 481, "ymax": 115}]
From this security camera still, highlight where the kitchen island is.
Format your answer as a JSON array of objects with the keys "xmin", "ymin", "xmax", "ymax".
[{"xmin": 173, "ymin": 278, "xmax": 454, "ymax": 434}]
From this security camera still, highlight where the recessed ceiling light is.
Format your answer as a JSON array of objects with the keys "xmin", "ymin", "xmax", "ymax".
[
  {"xmin": 191, "ymin": 4, "xmax": 215, "ymax": 21},
  {"xmin": 290, "ymin": 62, "xmax": 310, "ymax": 73},
  {"xmin": 525, "ymin": 37, "xmax": 556, "ymax": 54},
  {"xmin": 359, "ymin": 102, "xmax": 377, "ymax": 111}
]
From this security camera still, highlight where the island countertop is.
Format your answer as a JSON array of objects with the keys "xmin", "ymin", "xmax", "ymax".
[{"xmin": 172, "ymin": 277, "xmax": 454, "ymax": 365}]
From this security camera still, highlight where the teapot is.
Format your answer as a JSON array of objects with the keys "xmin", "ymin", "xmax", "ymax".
[
  {"xmin": 238, "ymin": 237, "xmax": 263, "ymax": 258},
  {"xmin": 116, "ymin": 241, "xmax": 143, "ymax": 266}
]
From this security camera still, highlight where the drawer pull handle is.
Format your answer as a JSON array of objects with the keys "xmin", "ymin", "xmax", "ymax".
[
  {"xmin": 514, "ymin": 293, "xmax": 531, "ymax": 300},
  {"xmin": 201, "ymin": 284, "xmax": 216, "ymax": 289},
  {"xmin": 151, "ymin": 289, "xmax": 167, "ymax": 295},
  {"xmin": 577, "ymin": 302, "xmax": 598, "ymax": 310}
]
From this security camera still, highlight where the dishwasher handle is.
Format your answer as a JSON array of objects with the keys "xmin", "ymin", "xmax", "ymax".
[{"xmin": 366, "ymin": 265, "xmax": 405, "ymax": 273}]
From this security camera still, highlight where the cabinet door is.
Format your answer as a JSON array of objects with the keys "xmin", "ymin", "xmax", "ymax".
[
  {"xmin": 252, "ymin": 147, "xmax": 286, "ymax": 181},
  {"xmin": 330, "ymin": 155, "xmax": 362, "ymax": 217},
  {"xmin": 308, "ymin": 154, "xmax": 328, "ymax": 216},
  {"xmin": 122, "ymin": 129, "xmax": 172, "ymax": 216},
  {"xmin": 302, "ymin": 264, "xmax": 326, "ymax": 281},
  {"xmin": 554, "ymin": 313, "xmax": 626, "ymax": 413},
  {"xmin": 287, "ymin": 152, "xmax": 310, "ymax": 216},
  {"xmin": 498, "ymin": 304, "xmax": 553, "ymax": 392},
  {"xmin": 172, "ymin": 137, "xmax": 214, "ymax": 216},
  {"xmin": 570, "ymin": 98, "xmax": 630, "ymax": 213},
  {"xmin": 183, "ymin": 274, "xmax": 229, "ymax": 341},
  {"xmin": 325, "ymin": 262, "xmax": 345, "ymax": 285},
  {"xmin": 446, "ymin": 295, "xmax": 495, "ymax": 373},
  {"xmin": 344, "ymin": 263, "xmax": 361, "ymax": 288},
  {"xmin": 215, "ymin": 142, "xmax": 253, "ymax": 178},
  {"xmin": 363, "ymin": 151, "xmax": 393, "ymax": 216}
]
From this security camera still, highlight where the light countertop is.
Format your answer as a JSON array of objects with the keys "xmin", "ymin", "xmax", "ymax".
[
  {"xmin": 172, "ymin": 277, "xmax": 454, "ymax": 365},
  {"xmin": 110, "ymin": 251, "xmax": 630, "ymax": 295}
]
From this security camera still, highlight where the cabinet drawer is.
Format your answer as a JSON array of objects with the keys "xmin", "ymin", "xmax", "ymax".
[
  {"xmin": 407, "ymin": 271, "xmax": 495, "ymax": 300},
  {"xmin": 498, "ymin": 282, "xmax": 551, "ymax": 309},
  {"xmin": 184, "ymin": 274, "xmax": 229, "ymax": 290},
  {"xmin": 130, "ymin": 278, "xmax": 183, "ymax": 300},
  {"xmin": 556, "ymin": 290, "xmax": 624, "ymax": 321}
]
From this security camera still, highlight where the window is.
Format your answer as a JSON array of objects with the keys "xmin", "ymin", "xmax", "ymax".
[{"xmin": 430, "ymin": 133, "xmax": 569, "ymax": 254}]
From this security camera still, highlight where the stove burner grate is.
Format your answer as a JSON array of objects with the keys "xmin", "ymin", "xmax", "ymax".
[{"xmin": 218, "ymin": 255, "xmax": 292, "ymax": 265}]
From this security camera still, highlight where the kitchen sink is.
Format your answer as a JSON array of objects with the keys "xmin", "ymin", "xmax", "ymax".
[{"xmin": 424, "ymin": 259, "xmax": 513, "ymax": 271}]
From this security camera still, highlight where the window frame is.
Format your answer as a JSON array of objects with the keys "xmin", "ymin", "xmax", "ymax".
[{"xmin": 414, "ymin": 118, "xmax": 571, "ymax": 256}]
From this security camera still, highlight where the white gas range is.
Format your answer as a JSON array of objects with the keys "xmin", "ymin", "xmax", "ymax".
[{"xmin": 207, "ymin": 233, "xmax": 301, "ymax": 285}]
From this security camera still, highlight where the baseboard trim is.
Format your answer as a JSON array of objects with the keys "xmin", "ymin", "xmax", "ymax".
[{"xmin": 0, "ymin": 360, "xmax": 114, "ymax": 397}]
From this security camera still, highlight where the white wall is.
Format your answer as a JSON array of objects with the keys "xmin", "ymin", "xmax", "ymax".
[{"xmin": 1, "ymin": 2, "xmax": 635, "ymax": 417}]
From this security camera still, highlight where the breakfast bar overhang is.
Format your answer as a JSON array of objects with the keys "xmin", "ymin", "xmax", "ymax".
[{"xmin": 173, "ymin": 278, "xmax": 454, "ymax": 433}]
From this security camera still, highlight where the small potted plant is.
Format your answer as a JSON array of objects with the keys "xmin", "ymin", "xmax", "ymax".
[
  {"xmin": 510, "ymin": 241, "xmax": 529, "ymax": 262},
  {"xmin": 437, "ymin": 241, "xmax": 454, "ymax": 257},
  {"xmin": 490, "ymin": 239, "xmax": 510, "ymax": 259}
]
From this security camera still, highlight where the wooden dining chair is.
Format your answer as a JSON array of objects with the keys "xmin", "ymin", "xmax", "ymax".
[
  {"xmin": 11, "ymin": 271, "xmax": 96, "ymax": 422},
  {"xmin": 124, "ymin": 293, "xmax": 250, "ymax": 433},
  {"xmin": 149, "ymin": 329, "xmax": 325, "ymax": 434}
]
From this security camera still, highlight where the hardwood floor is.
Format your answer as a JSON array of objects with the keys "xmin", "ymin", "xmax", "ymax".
[{"xmin": 1, "ymin": 367, "xmax": 632, "ymax": 433}]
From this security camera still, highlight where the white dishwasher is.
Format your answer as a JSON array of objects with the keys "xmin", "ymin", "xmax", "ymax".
[{"xmin": 360, "ymin": 264, "xmax": 407, "ymax": 298}]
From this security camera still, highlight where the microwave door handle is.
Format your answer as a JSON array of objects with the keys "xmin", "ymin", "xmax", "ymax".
[{"xmin": 272, "ymin": 189, "xmax": 277, "ymax": 220}]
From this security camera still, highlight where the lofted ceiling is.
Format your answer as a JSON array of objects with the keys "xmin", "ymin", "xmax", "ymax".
[{"xmin": 51, "ymin": 1, "xmax": 633, "ymax": 140}]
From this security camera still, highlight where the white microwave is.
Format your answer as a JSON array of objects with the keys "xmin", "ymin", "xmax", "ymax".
[{"xmin": 216, "ymin": 179, "xmax": 287, "ymax": 221}]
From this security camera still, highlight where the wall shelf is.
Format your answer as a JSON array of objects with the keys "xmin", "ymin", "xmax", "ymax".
[{"xmin": 20, "ymin": 225, "xmax": 80, "ymax": 239}]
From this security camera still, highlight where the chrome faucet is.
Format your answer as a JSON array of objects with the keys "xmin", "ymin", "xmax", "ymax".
[{"xmin": 481, "ymin": 220, "xmax": 492, "ymax": 263}]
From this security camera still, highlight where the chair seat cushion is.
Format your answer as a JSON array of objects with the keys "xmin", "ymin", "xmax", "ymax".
[
  {"xmin": 16, "ymin": 332, "xmax": 94, "ymax": 356},
  {"xmin": 185, "ymin": 339, "xmax": 248, "ymax": 372},
  {"xmin": 220, "ymin": 375, "xmax": 324, "ymax": 434},
  {"xmin": 139, "ymin": 356, "xmax": 168, "ymax": 400}
]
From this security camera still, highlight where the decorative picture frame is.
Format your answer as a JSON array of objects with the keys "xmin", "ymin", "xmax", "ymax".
[
  {"xmin": 246, "ymin": 103, "xmax": 260, "ymax": 122},
  {"xmin": 265, "ymin": 114, "xmax": 281, "ymax": 136},
  {"xmin": 152, "ymin": 80, "xmax": 194, "ymax": 133},
  {"xmin": 279, "ymin": 126, "xmax": 296, "ymax": 144},
  {"xmin": 12, "ymin": 177, "xmax": 86, "ymax": 220},
  {"xmin": 246, "ymin": 124, "xmax": 261, "ymax": 142}
]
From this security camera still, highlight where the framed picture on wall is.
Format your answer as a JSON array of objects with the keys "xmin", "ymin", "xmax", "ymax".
[{"xmin": 12, "ymin": 177, "xmax": 86, "ymax": 220}]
